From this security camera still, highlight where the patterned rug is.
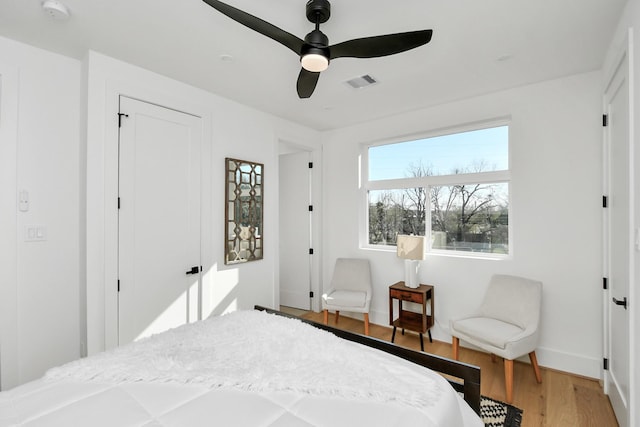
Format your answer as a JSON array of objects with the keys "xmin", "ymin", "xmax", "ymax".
[{"xmin": 481, "ymin": 396, "xmax": 523, "ymax": 427}]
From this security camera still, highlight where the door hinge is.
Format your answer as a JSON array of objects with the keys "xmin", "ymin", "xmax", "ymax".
[
  {"xmin": 309, "ymin": 291, "xmax": 314, "ymax": 298},
  {"xmin": 309, "ymin": 248, "xmax": 314, "ymax": 255},
  {"xmin": 603, "ymin": 358, "xmax": 609, "ymax": 370},
  {"xmin": 117, "ymin": 279, "xmax": 120, "ymax": 292},
  {"xmin": 118, "ymin": 113, "xmax": 129, "ymax": 128},
  {"xmin": 602, "ymin": 114, "xmax": 608, "ymax": 127},
  {"xmin": 118, "ymin": 197, "xmax": 121, "ymax": 209},
  {"xmin": 308, "ymin": 205, "xmax": 313, "ymax": 212},
  {"xmin": 603, "ymin": 277, "xmax": 608, "ymax": 290},
  {"xmin": 308, "ymin": 162, "xmax": 313, "ymax": 169},
  {"xmin": 602, "ymin": 195, "xmax": 608, "ymax": 208}
]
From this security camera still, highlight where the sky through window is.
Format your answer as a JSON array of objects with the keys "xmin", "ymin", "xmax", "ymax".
[{"xmin": 368, "ymin": 126, "xmax": 508, "ymax": 181}]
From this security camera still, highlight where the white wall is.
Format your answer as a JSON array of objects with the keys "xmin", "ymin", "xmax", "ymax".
[
  {"xmin": 604, "ymin": 0, "xmax": 639, "ymax": 423},
  {"xmin": 84, "ymin": 51, "xmax": 321, "ymax": 354},
  {"xmin": 320, "ymin": 71, "xmax": 603, "ymax": 378},
  {"xmin": 0, "ymin": 36, "xmax": 82, "ymax": 389}
]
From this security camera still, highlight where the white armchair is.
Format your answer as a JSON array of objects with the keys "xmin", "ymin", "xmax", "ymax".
[
  {"xmin": 322, "ymin": 258, "xmax": 373, "ymax": 335},
  {"xmin": 450, "ymin": 274, "xmax": 543, "ymax": 403}
]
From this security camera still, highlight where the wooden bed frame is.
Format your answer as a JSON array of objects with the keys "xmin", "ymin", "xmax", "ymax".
[{"xmin": 254, "ymin": 305, "xmax": 481, "ymax": 415}]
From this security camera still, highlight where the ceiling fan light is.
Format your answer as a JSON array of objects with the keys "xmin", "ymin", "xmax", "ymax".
[{"xmin": 301, "ymin": 53, "xmax": 329, "ymax": 72}]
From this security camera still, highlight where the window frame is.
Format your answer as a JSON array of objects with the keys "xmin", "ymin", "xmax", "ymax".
[{"xmin": 360, "ymin": 120, "xmax": 512, "ymax": 259}]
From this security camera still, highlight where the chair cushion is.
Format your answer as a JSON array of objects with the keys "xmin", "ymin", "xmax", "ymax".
[
  {"xmin": 330, "ymin": 258, "xmax": 373, "ymax": 292},
  {"xmin": 479, "ymin": 275, "xmax": 542, "ymax": 329},
  {"xmin": 451, "ymin": 317, "xmax": 523, "ymax": 350},
  {"xmin": 324, "ymin": 290, "xmax": 367, "ymax": 308}
]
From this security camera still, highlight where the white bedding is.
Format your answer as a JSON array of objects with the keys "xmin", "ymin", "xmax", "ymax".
[{"xmin": 0, "ymin": 311, "xmax": 482, "ymax": 427}]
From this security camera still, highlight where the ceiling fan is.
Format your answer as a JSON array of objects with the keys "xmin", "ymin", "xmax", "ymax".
[{"xmin": 202, "ymin": 0, "xmax": 433, "ymax": 98}]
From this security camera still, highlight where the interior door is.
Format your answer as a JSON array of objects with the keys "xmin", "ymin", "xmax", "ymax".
[
  {"xmin": 118, "ymin": 96, "xmax": 201, "ymax": 345},
  {"xmin": 604, "ymin": 48, "xmax": 631, "ymax": 427},
  {"xmin": 279, "ymin": 150, "xmax": 312, "ymax": 310}
]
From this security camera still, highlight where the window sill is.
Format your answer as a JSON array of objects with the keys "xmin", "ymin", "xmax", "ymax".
[{"xmin": 360, "ymin": 244, "xmax": 510, "ymax": 260}]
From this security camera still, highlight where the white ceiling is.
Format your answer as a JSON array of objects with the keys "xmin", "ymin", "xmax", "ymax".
[{"xmin": 0, "ymin": 0, "xmax": 627, "ymax": 130}]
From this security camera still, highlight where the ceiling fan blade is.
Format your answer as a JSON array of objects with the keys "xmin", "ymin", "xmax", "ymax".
[
  {"xmin": 297, "ymin": 68, "xmax": 321, "ymax": 98},
  {"xmin": 329, "ymin": 29, "xmax": 433, "ymax": 60},
  {"xmin": 202, "ymin": 0, "xmax": 304, "ymax": 55}
]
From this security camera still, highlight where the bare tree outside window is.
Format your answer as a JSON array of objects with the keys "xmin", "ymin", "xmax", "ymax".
[
  {"xmin": 368, "ymin": 168, "xmax": 508, "ymax": 253},
  {"xmin": 369, "ymin": 189, "xmax": 425, "ymax": 245},
  {"xmin": 430, "ymin": 183, "xmax": 508, "ymax": 253}
]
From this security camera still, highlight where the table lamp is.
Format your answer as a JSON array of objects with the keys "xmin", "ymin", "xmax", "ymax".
[{"xmin": 396, "ymin": 234, "xmax": 426, "ymax": 288}]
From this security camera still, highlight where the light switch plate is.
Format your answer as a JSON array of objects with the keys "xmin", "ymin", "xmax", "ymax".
[{"xmin": 25, "ymin": 225, "xmax": 46, "ymax": 242}]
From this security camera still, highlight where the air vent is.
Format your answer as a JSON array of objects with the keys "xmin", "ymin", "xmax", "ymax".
[{"xmin": 345, "ymin": 74, "xmax": 378, "ymax": 89}]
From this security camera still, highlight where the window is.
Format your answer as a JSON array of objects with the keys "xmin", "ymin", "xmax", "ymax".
[{"xmin": 365, "ymin": 124, "xmax": 510, "ymax": 256}]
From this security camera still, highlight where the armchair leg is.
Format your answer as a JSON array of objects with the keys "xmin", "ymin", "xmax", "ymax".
[
  {"xmin": 334, "ymin": 311, "xmax": 340, "ymax": 324},
  {"xmin": 323, "ymin": 309, "xmax": 328, "ymax": 325},
  {"xmin": 504, "ymin": 359, "xmax": 514, "ymax": 404},
  {"xmin": 452, "ymin": 337, "xmax": 460, "ymax": 360},
  {"xmin": 363, "ymin": 313, "xmax": 370, "ymax": 336},
  {"xmin": 529, "ymin": 351, "xmax": 542, "ymax": 383}
]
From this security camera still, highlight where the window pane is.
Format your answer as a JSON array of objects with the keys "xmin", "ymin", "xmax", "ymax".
[
  {"xmin": 368, "ymin": 189, "xmax": 426, "ymax": 245},
  {"xmin": 431, "ymin": 182, "xmax": 508, "ymax": 253},
  {"xmin": 369, "ymin": 126, "xmax": 508, "ymax": 181}
]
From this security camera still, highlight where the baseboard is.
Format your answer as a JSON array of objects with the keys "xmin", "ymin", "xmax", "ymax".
[
  {"xmin": 534, "ymin": 346, "xmax": 601, "ymax": 379},
  {"xmin": 370, "ymin": 309, "xmax": 602, "ymax": 379}
]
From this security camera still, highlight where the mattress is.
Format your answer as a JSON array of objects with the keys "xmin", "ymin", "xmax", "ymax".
[{"xmin": 0, "ymin": 311, "xmax": 482, "ymax": 427}]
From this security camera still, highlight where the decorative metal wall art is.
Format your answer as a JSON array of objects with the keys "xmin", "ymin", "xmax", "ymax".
[{"xmin": 225, "ymin": 158, "xmax": 263, "ymax": 264}]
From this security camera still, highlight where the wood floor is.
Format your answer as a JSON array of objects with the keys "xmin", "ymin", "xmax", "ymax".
[{"xmin": 294, "ymin": 309, "xmax": 618, "ymax": 427}]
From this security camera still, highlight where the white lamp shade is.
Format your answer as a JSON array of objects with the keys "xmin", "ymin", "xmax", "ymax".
[{"xmin": 396, "ymin": 235, "xmax": 426, "ymax": 260}]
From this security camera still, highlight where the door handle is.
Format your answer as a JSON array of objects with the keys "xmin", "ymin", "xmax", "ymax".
[
  {"xmin": 612, "ymin": 297, "xmax": 628, "ymax": 310},
  {"xmin": 185, "ymin": 266, "xmax": 201, "ymax": 275}
]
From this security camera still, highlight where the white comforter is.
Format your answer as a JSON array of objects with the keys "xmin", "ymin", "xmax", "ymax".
[{"xmin": 0, "ymin": 311, "xmax": 482, "ymax": 427}]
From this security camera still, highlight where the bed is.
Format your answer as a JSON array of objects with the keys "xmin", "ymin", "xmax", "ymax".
[{"xmin": 0, "ymin": 307, "xmax": 482, "ymax": 427}]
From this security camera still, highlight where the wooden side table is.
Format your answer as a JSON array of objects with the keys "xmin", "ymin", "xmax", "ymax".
[{"xmin": 389, "ymin": 282, "xmax": 434, "ymax": 351}]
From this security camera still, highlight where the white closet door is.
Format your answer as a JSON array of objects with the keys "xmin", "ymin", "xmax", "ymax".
[
  {"xmin": 118, "ymin": 96, "xmax": 201, "ymax": 345},
  {"xmin": 604, "ymin": 43, "xmax": 631, "ymax": 427},
  {"xmin": 279, "ymin": 151, "xmax": 312, "ymax": 310}
]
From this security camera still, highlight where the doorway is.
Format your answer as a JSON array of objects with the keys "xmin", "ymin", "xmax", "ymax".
[{"xmin": 117, "ymin": 96, "xmax": 202, "ymax": 345}]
